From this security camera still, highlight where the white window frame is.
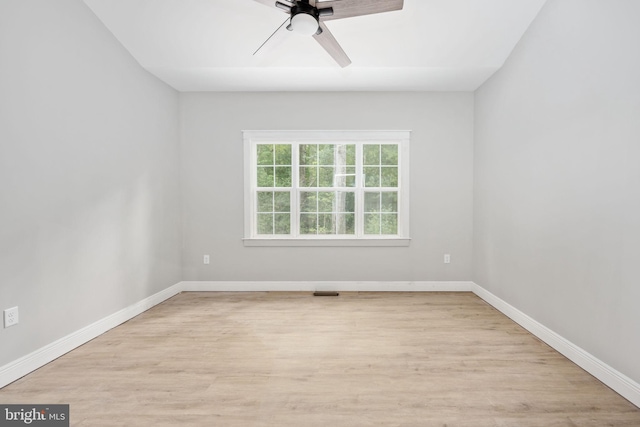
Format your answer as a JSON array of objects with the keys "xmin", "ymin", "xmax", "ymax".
[{"xmin": 243, "ymin": 130, "xmax": 411, "ymax": 247}]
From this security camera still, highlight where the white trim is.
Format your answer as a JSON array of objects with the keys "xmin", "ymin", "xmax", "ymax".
[
  {"xmin": 399, "ymin": 134, "xmax": 410, "ymax": 237},
  {"xmin": 242, "ymin": 238, "xmax": 411, "ymax": 247},
  {"xmin": 243, "ymin": 132, "xmax": 252, "ymax": 240},
  {"xmin": 471, "ymin": 282, "xmax": 640, "ymax": 408},
  {"xmin": 0, "ymin": 283, "xmax": 183, "ymax": 389},
  {"xmin": 180, "ymin": 280, "xmax": 473, "ymax": 292},
  {"xmin": 242, "ymin": 130, "xmax": 412, "ymax": 141},
  {"xmin": 181, "ymin": 281, "xmax": 472, "ymax": 292},
  {"xmin": 243, "ymin": 130, "xmax": 411, "ymax": 243}
]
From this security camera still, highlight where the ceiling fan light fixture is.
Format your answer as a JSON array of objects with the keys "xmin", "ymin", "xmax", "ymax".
[{"xmin": 289, "ymin": 13, "xmax": 319, "ymax": 36}]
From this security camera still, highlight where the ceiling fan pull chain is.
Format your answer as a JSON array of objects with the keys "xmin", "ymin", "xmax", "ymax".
[{"xmin": 253, "ymin": 16, "xmax": 291, "ymax": 56}]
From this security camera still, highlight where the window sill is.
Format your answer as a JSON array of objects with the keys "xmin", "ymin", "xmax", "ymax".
[{"xmin": 242, "ymin": 238, "xmax": 411, "ymax": 247}]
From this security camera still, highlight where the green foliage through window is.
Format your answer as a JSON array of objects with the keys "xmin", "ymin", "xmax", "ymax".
[
  {"xmin": 257, "ymin": 144, "xmax": 292, "ymax": 188},
  {"xmin": 364, "ymin": 191, "xmax": 398, "ymax": 235},
  {"xmin": 251, "ymin": 136, "xmax": 405, "ymax": 239},
  {"xmin": 300, "ymin": 191, "xmax": 355, "ymax": 235},
  {"xmin": 257, "ymin": 191, "xmax": 290, "ymax": 235}
]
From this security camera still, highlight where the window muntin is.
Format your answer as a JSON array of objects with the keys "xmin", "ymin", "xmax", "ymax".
[
  {"xmin": 256, "ymin": 191, "xmax": 291, "ymax": 235},
  {"xmin": 244, "ymin": 131, "xmax": 410, "ymax": 244},
  {"xmin": 256, "ymin": 144, "xmax": 291, "ymax": 187},
  {"xmin": 300, "ymin": 191, "xmax": 356, "ymax": 235},
  {"xmin": 255, "ymin": 143, "xmax": 294, "ymax": 236},
  {"xmin": 363, "ymin": 143, "xmax": 398, "ymax": 187},
  {"xmin": 364, "ymin": 191, "xmax": 398, "ymax": 235},
  {"xmin": 299, "ymin": 144, "xmax": 356, "ymax": 188}
]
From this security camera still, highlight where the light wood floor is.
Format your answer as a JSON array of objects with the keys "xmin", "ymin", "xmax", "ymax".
[{"xmin": 1, "ymin": 292, "xmax": 639, "ymax": 426}]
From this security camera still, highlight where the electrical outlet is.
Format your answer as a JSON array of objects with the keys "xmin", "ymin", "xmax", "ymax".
[
  {"xmin": 4, "ymin": 307, "xmax": 19, "ymax": 328},
  {"xmin": 444, "ymin": 254, "xmax": 451, "ymax": 264},
  {"xmin": 203, "ymin": 254, "xmax": 210, "ymax": 265}
]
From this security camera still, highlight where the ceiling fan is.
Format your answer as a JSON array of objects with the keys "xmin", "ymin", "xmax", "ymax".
[{"xmin": 252, "ymin": 0, "xmax": 404, "ymax": 67}]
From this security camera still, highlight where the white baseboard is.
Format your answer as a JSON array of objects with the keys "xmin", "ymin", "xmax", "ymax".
[
  {"xmin": 180, "ymin": 280, "xmax": 473, "ymax": 292},
  {"xmin": 471, "ymin": 282, "xmax": 640, "ymax": 408},
  {"xmin": 0, "ymin": 282, "xmax": 183, "ymax": 389},
  {"xmin": 2, "ymin": 280, "xmax": 639, "ymax": 410}
]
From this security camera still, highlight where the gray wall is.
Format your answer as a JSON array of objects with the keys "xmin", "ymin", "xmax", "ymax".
[
  {"xmin": 474, "ymin": 0, "xmax": 640, "ymax": 383},
  {"xmin": 180, "ymin": 92, "xmax": 474, "ymax": 282},
  {"xmin": 0, "ymin": 0, "xmax": 181, "ymax": 366}
]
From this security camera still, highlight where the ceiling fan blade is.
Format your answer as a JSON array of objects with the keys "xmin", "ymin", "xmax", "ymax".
[
  {"xmin": 253, "ymin": 17, "xmax": 291, "ymax": 56},
  {"xmin": 313, "ymin": 22, "xmax": 351, "ymax": 67},
  {"xmin": 252, "ymin": 0, "xmax": 293, "ymax": 11},
  {"xmin": 318, "ymin": 0, "xmax": 403, "ymax": 21}
]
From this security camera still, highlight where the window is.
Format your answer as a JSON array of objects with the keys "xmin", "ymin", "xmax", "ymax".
[{"xmin": 243, "ymin": 131, "xmax": 410, "ymax": 246}]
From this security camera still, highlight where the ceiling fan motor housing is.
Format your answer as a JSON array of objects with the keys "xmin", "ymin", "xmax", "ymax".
[
  {"xmin": 283, "ymin": 1, "xmax": 332, "ymax": 36},
  {"xmin": 290, "ymin": 12, "xmax": 320, "ymax": 36}
]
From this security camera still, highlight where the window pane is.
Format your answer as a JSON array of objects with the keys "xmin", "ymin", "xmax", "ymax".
[
  {"xmin": 257, "ymin": 166, "xmax": 274, "ymax": 187},
  {"xmin": 274, "ymin": 213, "xmax": 290, "ymax": 234},
  {"xmin": 345, "ymin": 145, "xmax": 356, "ymax": 166},
  {"xmin": 300, "ymin": 144, "xmax": 317, "ymax": 166},
  {"xmin": 336, "ymin": 213, "xmax": 355, "ymax": 235},
  {"xmin": 364, "ymin": 213, "xmax": 380, "ymax": 235},
  {"xmin": 381, "ymin": 167, "xmax": 398, "ymax": 187},
  {"xmin": 318, "ymin": 213, "xmax": 335, "ymax": 234},
  {"xmin": 364, "ymin": 144, "xmax": 380, "ymax": 165},
  {"xmin": 257, "ymin": 192, "xmax": 273, "ymax": 212},
  {"xmin": 257, "ymin": 145, "xmax": 274, "ymax": 166},
  {"xmin": 364, "ymin": 192, "xmax": 380, "ymax": 213},
  {"xmin": 317, "ymin": 191, "xmax": 334, "ymax": 213},
  {"xmin": 275, "ymin": 166, "xmax": 291, "ymax": 187},
  {"xmin": 318, "ymin": 167, "xmax": 334, "ymax": 187},
  {"xmin": 274, "ymin": 192, "xmax": 290, "ymax": 212},
  {"xmin": 299, "ymin": 166, "xmax": 317, "ymax": 187},
  {"xmin": 300, "ymin": 214, "xmax": 317, "ymax": 234},
  {"xmin": 345, "ymin": 166, "xmax": 356, "ymax": 187},
  {"xmin": 364, "ymin": 167, "xmax": 380, "ymax": 187},
  {"xmin": 257, "ymin": 214, "xmax": 274, "ymax": 234},
  {"xmin": 381, "ymin": 192, "xmax": 398, "ymax": 213},
  {"xmin": 300, "ymin": 191, "xmax": 317, "ymax": 213},
  {"xmin": 318, "ymin": 144, "xmax": 335, "ymax": 165},
  {"xmin": 381, "ymin": 214, "xmax": 398, "ymax": 235},
  {"xmin": 275, "ymin": 144, "xmax": 291, "ymax": 165},
  {"xmin": 381, "ymin": 145, "xmax": 398, "ymax": 166},
  {"xmin": 334, "ymin": 166, "xmax": 354, "ymax": 188},
  {"xmin": 334, "ymin": 172, "xmax": 346, "ymax": 187},
  {"xmin": 336, "ymin": 191, "xmax": 355, "ymax": 213}
]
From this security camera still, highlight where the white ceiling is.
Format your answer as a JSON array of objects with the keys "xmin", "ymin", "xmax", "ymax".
[{"xmin": 83, "ymin": 0, "xmax": 547, "ymax": 91}]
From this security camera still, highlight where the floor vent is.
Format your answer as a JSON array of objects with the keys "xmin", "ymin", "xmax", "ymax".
[{"xmin": 313, "ymin": 291, "xmax": 339, "ymax": 297}]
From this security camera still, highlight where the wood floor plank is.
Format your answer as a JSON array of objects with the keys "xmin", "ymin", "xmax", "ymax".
[{"xmin": 1, "ymin": 292, "xmax": 638, "ymax": 426}]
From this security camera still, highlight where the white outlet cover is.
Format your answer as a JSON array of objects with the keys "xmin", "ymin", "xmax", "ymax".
[{"xmin": 4, "ymin": 307, "xmax": 19, "ymax": 328}]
